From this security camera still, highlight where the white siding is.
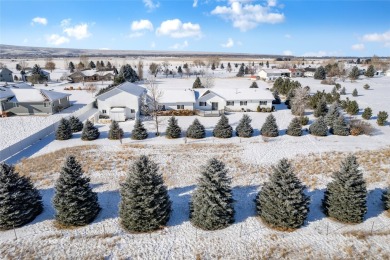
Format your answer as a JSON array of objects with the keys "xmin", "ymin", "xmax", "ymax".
[
  {"xmin": 225, "ymin": 100, "xmax": 272, "ymax": 111},
  {"xmin": 97, "ymin": 92, "xmax": 140, "ymax": 119},
  {"xmin": 160, "ymin": 102, "xmax": 194, "ymax": 110},
  {"xmin": 195, "ymin": 92, "xmax": 226, "ymax": 110}
]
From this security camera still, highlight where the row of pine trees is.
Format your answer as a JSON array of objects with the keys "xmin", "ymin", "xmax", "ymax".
[
  {"xmin": 56, "ymin": 112, "xmax": 356, "ymax": 142},
  {"xmin": 1, "ymin": 155, "xmax": 389, "ymax": 232}
]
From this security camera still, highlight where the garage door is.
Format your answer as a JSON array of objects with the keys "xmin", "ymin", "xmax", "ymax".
[{"xmin": 110, "ymin": 107, "xmax": 126, "ymax": 122}]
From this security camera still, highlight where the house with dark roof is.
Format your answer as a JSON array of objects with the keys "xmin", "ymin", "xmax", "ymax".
[
  {"xmin": 0, "ymin": 83, "xmax": 71, "ymax": 115},
  {"xmin": 0, "ymin": 68, "xmax": 14, "ymax": 82}
]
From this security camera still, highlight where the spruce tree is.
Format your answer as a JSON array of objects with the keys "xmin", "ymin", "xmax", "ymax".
[
  {"xmin": 322, "ymin": 155, "xmax": 367, "ymax": 223},
  {"xmin": 314, "ymin": 98, "xmax": 328, "ymax": 118},
  {"xmin": 377, "ymin": 111, "xmax": 388, "ymax": 126},
  {"xmin": 190, "ymin": 158, "xmax": 234, "ymax": 230},
  {"xmin": 383, "ymin": 188, "xmax": 390, "ymax": 211},
  {"xmin": 186, "ymin": 118, "xmax": 205, "ymax": 139},
  {"xmin": 53, "ymin": 156, "xmax": 100, "ymax": 226},
  {"xmin": 362, "ymin": 107, "xmax": 372, "ymax": 120},
  {"xmin": 349, "ymin": 66, "xmax": 360, "ymax": 80},
  {"xmin": 131, "ymin": 119, "xmax": 148, "ymax": 140},
  {"xmin": 340, "ymin": 87, "xmax": 346, "ymax": 95},
  {"xmin": 314, "ymin": 66, "xmax": 326, "ymax": 80},
  {"xmin": 236, "ymin": 64, "xmax": 245, "ymax": 77},
  {"xmin": 365, "ymin": 65, "xmax": 375, "ymax": 78},
  {"xmin": 352, "ymin": 88, "xmax": 358, "ymax": 97},
  {"xmin": 69, "ymin": 116, "xmax": 83, "ymax": 133},
  {"xmin": 255, "ymin": 158, "xmax": 309, "ymax": 230},
  {"xmin": 346, "ymin": 100, "xmax": 359, "ymax": 115},
  {"xmin": 287, "ymin": 117, "xmax": 302, "ymax": 136},
  {"xmin": 56, "ymin": 118, "xmax": 72, "ymax": 140},
  {"xmin": 81, "ymin": 120, "xmax": 100, "ymax": 141},
  {"xmin": 235, "ymin": 114, "xmax": 253, "ymax": 138},
  {"xmin": 309, "ymin": 116, "xmax": 328, "ymax": 136},
  {"xmin": 0, "ymin": 163, "xmax": 43, "ymax": 230},
  {"xmin": 108, "ymin": 120, "xmax": 124, "ymax": 140},
  {"xmin": 325, "ymin": 102, "xmax": 341, "ymax": 127},
  {"xmin": 261, "ymin": 114, "xmax": 279, "ymax": 137},
  {"xmin": 330, "ymin": 116, "xmax": 349, "ymax": 136},
  {"xmin": 165, "ymin": 116, "xmax": 181, "ymax": 139},
  {"xmin": 119, "ymin": 156, "xmax": 171, "ymax": 232},
  {"xmin": 192, "ymin": 77, "xmax": 203, "ymax": 89},
  {"xmin": 213, "ymin": 114, "xmax": 233, "ymax": 138},
  {"xmin": 250, "ymin": 82, "xmax": 258, "ymax": 88}
]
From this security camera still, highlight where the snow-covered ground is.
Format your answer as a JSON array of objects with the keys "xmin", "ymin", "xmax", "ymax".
[{"xmin": 1, "ymin": 58, "xmax": 390, "ymax": 258}]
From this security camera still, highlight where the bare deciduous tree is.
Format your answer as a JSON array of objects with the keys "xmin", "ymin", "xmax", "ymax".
[
  {"xmin": 137, "ymin": 60, "xmax": 144, "ymax": 80},
  {"xmin": 145, "ymin": 77, "xmax": 164, "ymax": 136},
  {"xmin": 184, "ymin": 67, "xmax": 191, "ymax": 78},
  {"xmin": 79, "ymin": 55, "xmax": 89, "ymax": 68},
  {"xmin": 86, "ymin": 83, "xmax": 97, "ymax": 97},
  {"xmin": 149, "ymin": 62, "xmax": 160, "ymax": 77},
  {"xmin": 291, "ymin": 87, "xmax": 309, "ymax": 117},
  {"xmin": 45, "ymin": 61, "xmax": 56, "ymax": 72},
  {"xmin": 203, "ymin": 73, "xmax": 215, "ymax": 88},
  {"xmin": 19, "ymin": 60, "xmax": 29, "ymax": 70}
]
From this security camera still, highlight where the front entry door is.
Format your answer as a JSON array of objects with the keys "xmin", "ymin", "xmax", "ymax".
[{"xmin": 211, "ymin": 102, "xmax": 218, "ymax": 111}]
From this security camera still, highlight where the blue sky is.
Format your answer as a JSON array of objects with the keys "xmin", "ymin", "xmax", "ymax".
[{"xmin": 1, "ymin": 0, "xmax": 389, "ymax": 56}]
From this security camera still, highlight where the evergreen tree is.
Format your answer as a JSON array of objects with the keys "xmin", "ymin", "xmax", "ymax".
[
  {"xmin": 131, "ymin": 119, "xmax": 148, "ymax": 140},
  {"xmin": 349, "ymin": 66, "xmax": 360, "ymax": 80},
  {"xmin": 118, "ymin": 64, "xmax": 139, "ymax": 83},
  {"xmin": 69, "ymin": 116, "xmax": 83, "ymax": 133},
  {"xmin": 53, "ymin": 156, "xmax": 100, "ymax": 226},
  {"xmin": 266, "ymin": 61, "xmax": 269, "ymax": 68},
  {"xmin": 261, "ymin": 114, "xmax": 279, "ymax": 137},
  {"xmin": 340, "ymin": 87, "xmax": 346, "ymax": 95},
  {"xmin": 190, "ymin": 158, "xmax": 234, "ymax": 230},
  {"xmin": 119, "ymin": 156, "xmax": 171, "ymax": 232},
  {"xmin": 314, "ymin": 66, "xmax": 326, "ymax": 80},
  {"xmin": 16, "ymin": 64, "xmax": 22, "ymax": 71},
  {"xmin": 314, "ymin": 98, "xmax": 328, "ymax": 118},
  {"xmin": 81, "ymin": 120, "xmax": 100, "ymax": 141},
  {"xmin": 322, "ymin": 155, "xmax": 367, "ymax": 223},
  {"xmin": 89, "ymin": 61, "xmax": 96, "ymax": 69},
  {"xmin": 309, "ymin": 116, "xmax": 328, "ymax": 136},
  {"xmin": 186, "ymin": 119, "xmax": 205, "ymax": 139},
  {"xmin": 352, "ymin": 88, "xmax": 358, "ymax": 97},
  {"xmin": 165, "ymin": 116, "xmax": 181, "ymax": 139},
  {"xmin": 377, "ymin": 111, "xmax": 388, "ymax": 126},
  {"xmin": 177, "ymin": 66, "xmax": 183, "ymax": 77},
  {"xmin": 236, "ymin": 64, "xmax": 245, "ymax": 77},
  {"xmin": 235, "ymin": 114, "xmax": 253, "ymax": 138},
  {"xmin": 346, "ymin": 100, "xmax": 359, "ymax": 115},
  {"xmin": 211, "ymin": 63, "xmax": 216, "ymax": 70},
  {"xmin": 255, "ymin": 158, "xmax": 309, "ymax": 230},
  {"xmin": 31, "ymin": 64, "xmax": 41, "ymax": 75},
  {"xmin": 56, "ymin": 118, "xmax": 72, "ymax": 140},
  {"xmin": 330, "ymin": 116, "xmax": 349, "ymax": 136},
  {"xmin": 213, "ymin": 114, "xmax": 233, "ymax": 138},
  {"xmin": 108, "ymin": 120, "xmax": 124, "ymax": 140},
  {"xmin": 273, "ymin": 90, "xmax": 281, "ymax": 104},
  {"xmin": 106, "ymin": 61, "xmax": 112, "ymax": 70},
  {"xmin": 286, "ymin": 117, "xmax": 302, "ymax": 136},
  {"xmin": 383, "ymin": 187, "xmax": 390, "ymax": 211},
  {"xmin": 250, "ymin": 82, "xmax": 258, "ymax": 88},
  {"xmin": 362, "ymin": 107, "xmax": 372, "ymax": 120},
  {"xmin": 0, "ymin": 163, "xmax": 43, "ymax": 230},
  {"xmin": 325, "ymin": 102, "xmax": 341, "ymax": 127},
  {"xmin": 365, "ymin": 65, "xmax": 375, "ymax": 77},
  {"xmin": 192, "ymin": 77, "xmax": 203, "ymax": 89}
]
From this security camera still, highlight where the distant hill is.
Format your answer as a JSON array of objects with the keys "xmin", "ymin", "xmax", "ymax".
[{"xmin": 0, "ymin": 44, "xmax": 290, "ymax": 59}]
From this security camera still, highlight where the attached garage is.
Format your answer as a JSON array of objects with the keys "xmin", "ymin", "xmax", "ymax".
[{"xmin": 110, "ymin": 107, "xmax": 126, "ymax": 122}]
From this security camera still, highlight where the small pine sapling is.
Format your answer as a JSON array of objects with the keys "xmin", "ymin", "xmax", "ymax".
[
  {"xmin": 314, "ymin": 98, "xmax": 328, "ymax": 118},
  {"xmin": 250, "ymin": 82, "xmax": 258, "ymax": 88},
  {"xmin": 325, "ymin": 102, "xmax": 341, "ymax": 127},
  {"xmin": 261, "ymin": 114, "xmax": 279, "ymax": 137},
  {"xmin": 309, "ymin": 116, "xmax": 328, "ymax": 136},
  {"xmin": 81, "ymin": 120, "xmax": 100, "ymax": 141},
  {"xmin": 340, "ymin": 87, "xmax": 346, "ymax": 95},
  {"xmin": 131, "ymin": 119, "xmax": 148, "ymax": 140},
  {"xmin": 377, "ymin": 111, "xmax": 388, "ymax": 126},
  {"xmin": 56, "ymin": 118, "xmax": 72, "ymax": 140},
  {"xmin": 165, "ymin": 116, "xmax": 181, "ymax": 139},
  {"xmin": 286, "ymin": 117, "xmax": 302, "ymax": 136},
  {"xmin": 352, "ymin": 88, "xmax": 358, "ymax": 97},
  {"xmin": 362, "ymin": 107, "xmax": 372, "ymax": 120},
  {"xmin": 330, "ymin": 116, "xmax": 350, "ymax": 136},
  {"xmin": 235, "ymin": 114, "xmax": 253, "ymax": 138},
  {"xmin": 213, "ymin": 114, "xmax": 233, "ymax": 138},
  {"xmin": 108, "ymin": 120, "xmax": 124, "ymax": 140},
  {"xmin": 186, "ymin": 119, "xmax": 205, "ymax": 139}
]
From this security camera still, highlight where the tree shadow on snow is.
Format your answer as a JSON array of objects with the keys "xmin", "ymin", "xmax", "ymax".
[
  {"xmin": 94, "ymin": 190, "xmax": 121, "ymax": 223},
  {"xmin": 167, "ymin": 185, "xmax": 196, "ymax": 227},
  {"xmin": 233, "ymin": 185, "xmax": 259, "ymax": 223},
  {"xmin": 365, "ymin": 188, "xmax": 386, "ymax": 220},
  {"xmin": 304, "ymin": 189, "xmax": 327, "ymax": 224}
]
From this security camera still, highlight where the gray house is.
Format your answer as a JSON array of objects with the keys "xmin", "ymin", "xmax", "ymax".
[
  {"xmin": 0, "ymin": 83, "xmax": 71, "ymax": 115},
  {"xmin": 0, "ymin": 68, "xmax": 14, "ymax": 82}
]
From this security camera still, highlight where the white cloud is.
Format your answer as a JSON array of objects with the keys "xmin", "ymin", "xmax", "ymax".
[
  {"xmin": 221, "ymin": 38, "xmax": 234, "ymax": 48},
  {"xmin": 60, "ymin": 18, "xmax": 71, "ymax": 28},
  {"xmin": 31, "ymin": 17, "xmax": 47, "ymax": 26},
  {"xmin": 156, "ymin": 19, "xmax": 202, "ymax": 38},
  {"xmin": 211, "ymin": 0, "xmax": 284, "ymax": 31},
  {"xmin": 131, "ymin": 19, "xmax": 154, "ymax": 31},
  {"xmin": 267, "ymin": 0, "xmax": 277, "ymax": 7},
  {"xmin": 143, "ymin": 0, "xmax": 160, "ymax": 11},
  {"xmin": 351, "ymin": 43, "xmax": 365, "ymax": 51},
  {"xmin": 63, "ymin": 23, "xmax": 91, "ymax": 40},
  {"xmin": 170, "ymin": 40, "xmax": 189, "ymax": 50},
  {"xmin": 283, "ymin": 50, "xmax": 293, "ymax": 56},
  {"xmin": 362, "ymin": 30, "xmax": 390, "ymax": 42},
  {"xmin": 46, "ymin": 34, "xmax": 69, "ymax": 45},
  {"xmin": 128, "ymin": 32, "xmax": 144, "ymax": 38},
  {"xmin": 193, "ymin": 0, "xmax": 198, "ymax": 7}
]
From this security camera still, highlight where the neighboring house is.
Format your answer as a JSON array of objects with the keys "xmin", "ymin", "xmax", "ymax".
[
  {"xmin": 289, "ymin": 68, "xmax": 304, "ymax": 77},
  {"xmin": 158, "ymin": 89, "xmax": 196, "ymax": 111},
  {"xmin": 68, "ymin": 70, "xmax": 115, "ymax": 83},
  {"xmin": 195, "ymin": 88, "xmax": 274, "ymax": 112},
  {"xmin": 303, "ymin": 67, "xmax": 316, "ymax": 77},
  {"xmin": 386, "ymin": 70, "xmax": 390, "ymax": 77},
  {"xmin": 0, "ymin": 83, "xmax": 71, "ymax": 115},
  {"xmin": 96, "ymin": 82, "xmax": 146, "ymax": 121},
  {"xmin": 258, "ymin": 69, "xmax": 291, "ymax": 80},
  {"xmin": 0, "ymin": 68, "xmax": 14, "ymax": 82},
  {"xmin": 374, "ymin": 70, "xmax": 384, "ymax": 77}
]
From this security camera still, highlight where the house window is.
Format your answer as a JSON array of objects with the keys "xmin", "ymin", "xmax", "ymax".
[
  {"xmin": 177, "ymin": 105, "xmax": 184, "ymax": 110},
  {"xmin": 259, "ymin": 101, "xmax": 267, "ymax": 105},
  {"xmin": 102, "ymin": 109, "xmax": 107, "ymax": 114},
  {"xmin": 240, "ymin": 101, "xmax": 247, "ymax": 106},
  {"xmin": 226, "ymin": 101, "xmax": 234, "ymax": 106},
  {"xmin": 199, "ymin": 101, "xmax": 206, "ymax": 106},
  {"xmin": 44, "ymin": 102, "xmax": 49, "ymax": 107},
  {"xmin": 130, "ymin": 109, "xmax": 135, "ymax": 113}
]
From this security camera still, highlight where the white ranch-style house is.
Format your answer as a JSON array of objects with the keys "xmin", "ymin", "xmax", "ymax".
[
  {"xmin": 158, "ymin": 89, "xmax": 196, "ymax": 111},
  {"xmin": 258, "ymin": 69, "xmax": 291, "ymax": 81}
]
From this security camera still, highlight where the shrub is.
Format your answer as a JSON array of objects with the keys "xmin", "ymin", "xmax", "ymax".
[
  {"xmin": 335, "ymin": 83, "xmax": 341, "ymax": 90},
  {"xmin": 377, "ymin": 111, "xmax": 388, "ymax": 126},
  {"xmin": 352, "ymin": 88, "xmax": 358, "ymax": 97},
  {"xmin": 323, "ymin": 155, "xmax": 367, "ymax": 223},
  {"xmin": 349, "ymin": 119, "xmax": 375, "ymax": 136},
  {"xmin": 362, "ymin": 107, "xmax": 372, "ymax": 120},
  {"xmin": 309, "ymin": 116, "xmax": 328, "ymax": 136},
  {"xmin": 186, "ymin": 119, "xmax": 205, "ymax": 139},
  {"xmin": 165, "ymin": 116, "xmax": 181, "ymax": 139},
  {"xmin": 286, "ymin": 117, "xmax": 302, "ymax": 136},
  {"xmin": 108, "ymin": 120, "xmax": 124, "ymax": 140},
  {"xmin": 257, "ymin": 106, "xmax": 261, "ymax": 112},
  {"xmin": 213, "ymin": 115, "xmax": 233, "ymax": 138},
  {"xmin": 299, "ymin": 116, "xmax": 309, "ymax": 125},
  {"xmin": 250, "ymin": 82, "xmax": 258, "ymax": 88},
  {"xmin": 235, "ymin": 114, "xmax": 253, "ymax": 138},
  {"xmin": 261, "ymin": 114, "xmax": 279, "ymax": 137},
  {"xmin": 363, "ymin": 84, "xmax": 370, "ymax": 90},
  {"xmin": 131, "ymin": 119, "xmax": 148, "ymax": 140}
]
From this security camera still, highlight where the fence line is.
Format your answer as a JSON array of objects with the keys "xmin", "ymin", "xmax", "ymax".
[{"xmin": 0, "ymin": 102, "xmax": 95, "ymax": 162}]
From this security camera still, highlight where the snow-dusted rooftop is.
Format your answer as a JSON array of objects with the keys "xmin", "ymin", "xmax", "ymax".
[
  {"xmin": 97, "ymin": 82, "xmax": 146, "ymax": 101},
  {"xmin": 260, "ymin": 68, "xmax": 290, "ymax": 74},
  {"xmin": 159, "ymin": 89, "xmax": 196, "ymax": 103},
  {"xmin": 205, "ymin": 88, "xmax": 274, "ymax": 101},
  {"xmin": 0, "ymin": 86, "xmax": 71, "ymax": 103}
]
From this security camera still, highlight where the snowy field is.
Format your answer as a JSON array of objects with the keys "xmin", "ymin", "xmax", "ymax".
[{"xmin": 0, "ymin": 58, "xmax": 390, "ymax": 258}]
